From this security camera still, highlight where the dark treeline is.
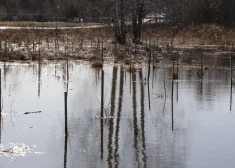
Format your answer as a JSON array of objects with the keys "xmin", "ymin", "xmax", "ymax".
[
  {"xmin": 0, "ymin": 0, "xmax": 234, "ymax": 26},
  {"xmin": 0, "ymin": 0, "xmax": 113, "ymax": 20}
]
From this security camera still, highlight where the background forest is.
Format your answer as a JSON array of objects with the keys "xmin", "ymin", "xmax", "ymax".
[{"xmin": 0, "ymin": 0, "xmax": 234, "ymax": 26}]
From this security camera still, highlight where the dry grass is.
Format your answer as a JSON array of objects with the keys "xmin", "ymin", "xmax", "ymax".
[
  {"xmin": 0, "ymin": 22, "xmax": 234, "ymax": 68},
  {"xmin": 91, "ymin": 61, "xmax": 102, "ymax": 68},
  {"xmin": 142, "ymin": 23, "xmax": 235, "ymax": 47}
]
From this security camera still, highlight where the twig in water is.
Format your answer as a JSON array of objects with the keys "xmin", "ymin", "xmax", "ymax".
[{"xmin": 24, "ymin": 111, "xmax": 41, "ymax": 115}]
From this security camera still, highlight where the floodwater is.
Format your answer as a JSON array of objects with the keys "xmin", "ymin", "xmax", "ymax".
[{"xmin": 0, "ymin": 54, "xmax": 235, "ymax": 168}]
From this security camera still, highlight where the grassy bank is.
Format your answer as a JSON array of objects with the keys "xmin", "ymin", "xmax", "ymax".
[{"xmin": 0, "ymin": 22, "xmax": 234, "ymax": 68}]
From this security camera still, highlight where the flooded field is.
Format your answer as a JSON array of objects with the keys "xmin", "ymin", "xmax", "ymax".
[{"xmin": 0, "ymin": 54, "xmax": 235, "ymax": 168}]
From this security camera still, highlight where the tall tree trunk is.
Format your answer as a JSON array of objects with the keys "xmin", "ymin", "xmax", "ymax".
[
  {"xmin": 132, "ymin": 0, "xmax": 138, "ymax": 42},
  {"xmin": 132, "ymin": 0, "xmax": 144, "ymax": 44},
  {"xmin": 114, "ymin": 0, "xmax": 126, "ymax": 45},
  {"xmin": 137, "ymin": 1, "xmax": 144, "ymax": 41},
  {"xmin": 120, "ymin": 0, "xmax": 126, "ymax": 44}
]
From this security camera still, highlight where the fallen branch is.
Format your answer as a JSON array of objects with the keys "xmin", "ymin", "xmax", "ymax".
[{"xmin": 24, "ymin": 111, "xmax": 41, "ymax": 115}]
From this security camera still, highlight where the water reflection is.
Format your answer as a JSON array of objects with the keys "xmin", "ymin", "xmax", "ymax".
[
  {"xmin": 132, "ymin": 69, "xmax": 140, "ymax": 167},
  {"xmin": 139, "ymin": 68, "xmax": 147, "ymax": 168},
  {"xmin": 38, "ymin": 62, "xmax": 41, "ymax": 98},
  {"xmin": 107, "ymin": 66, "xmax": 118, "ymax": 167},
  {"xmin": 100, "ymin": 68, "xmax": 104, "ymax": 160},
  {"xmin": 0, "ymin": 56, "xmax": 234, "ymax": 168},
  {"xmin": 64, "ymin": 92, "xmax": 68, "ymax": 168},
  {"xmin": 114, "ymin": 67, "xmax": 124, "ymax": 168}
]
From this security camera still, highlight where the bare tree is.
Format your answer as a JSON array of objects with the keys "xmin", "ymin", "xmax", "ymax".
[
  {"xmin": 132, "ymin": 0, "xmax": 144, "ymax": 44},
  {"xmin": 114, "ymin": 0, "xmax": 126, "ymax": 45}
]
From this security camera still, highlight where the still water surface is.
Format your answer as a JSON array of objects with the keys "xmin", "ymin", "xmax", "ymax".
[{"xmin": 0, "ymin": 57, "xmax": 234, "ymax": 168}]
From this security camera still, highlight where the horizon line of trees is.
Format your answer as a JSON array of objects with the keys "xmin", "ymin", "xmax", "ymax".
[{"xmin": 0, "ymin": 0, "xmax": 234, "ymax": 25}]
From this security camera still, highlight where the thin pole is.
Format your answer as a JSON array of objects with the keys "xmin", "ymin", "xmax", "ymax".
[
  {"xmin": 64, "ymin": 126, "xmax": 68, "ymax": 168},
  {"xmin": 64, "ymin": 92, "xmax": 68, "ymax": 137},
  {"xmin": 177, "ymin": 54, "xmax": 179, "ymax": 79},
  {"xmin": 230, "ymin": 53, "xmax": 233, "ymax": 111},
  {"xmin": 172, "ymin": 62, "xmax": 174, "ymax": 131},
  {"xmin": 0, "ymin": 69, "xmax": 1, "ymax": 113},
  {"xmin": 201, "ymin": 51, "xmax": 203, "ymax": 81},
  {"xmin": 100, "ymin": 46, "xmax": 104, "ymax": 159},
  {"xmin": 101, "ymin": 44, "xmax": 104, "ymax": 118},
  {"xmin": 148, "ymin": 52, "xmax": 151, "ymax": 82},
  {"xmin": 100, "ymin": 112, "xmax": 103, "ymax": 159},
  {"xmin": 231, "ymin": 54, "xmax": 233, "ymax": 90},
  {"xmin": 0, "ymin": 69, "xmax": 1, "ymax": 143},
  {"xmin": 66, "ymin": 48, "xmax": 69, "ymax": 92},
  {"xmin": 177, "ymin": 54, "xmax": 179, "ymax": 102}
]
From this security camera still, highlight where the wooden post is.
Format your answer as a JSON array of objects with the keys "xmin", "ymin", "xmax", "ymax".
[
  {"xmin": 172, "ymin": 62, "xmax": 174, "ymax": 131},
  {"xmin": 100, "ymin": 110, "xmax": 104, "ymax": 159},
  {"xmin": 0, "ymin": 69, "xmax": 1, "ymax": 143},
  {"xmin": 148, "ymin": 52, "xmax": 151, "ymax": 82},
  {"xmin": 177, "ymin": 54, "xmax": 179, "ymax": 79},
  {"xmin": 130, "ymin": 52, "xmax": 132, "ymax": 72},
  {"xmin": 64, "ymin": 92, "xmax": 68, "ymax": 137},
  {"xmin": 177, "ymin": 54, "xmax": 179, "ymax": 102},
  {"xmin": 201, "ymin": 51, "xmax": 203, "ymax": 81},
  {"xmin": 38, "ymin": 42, "xmax": 41, "ymax": 98},
  {"xmin": 33, "ymin": 40, "xmax": 35, "ymax": 58},
  {"xmin": 101, "ymin": 41, "xmax": 103, "ymax": 59},
  {"xmin": 100, "ymin": 41, "xmax": 104, "ymax": 159},
  {"xmin": 147, "ymin": 52, "xmax": 151, "ymax": 110},
  {"xmin": 148, "ymin": 81, "xmax": 151, "ymax": 110},
  {"xmin": 231, "ymin": 54, "xmax": 233, "ymax": 91},
  {"xmin": 230, "ymin": 54, "xmax": 233, "ymax": 111},
  {"xmin": 64, "ymin": 122, "xmax": 68, "ymax": 168},
  {"xmin": 66, "ymin": 48, "xmax": 69, "ymax": 92},
  {"xmin": 64, "ymin": 91, "xmax": 68, "ymax": 167},
  {"xmin": 101, "ymin": 71, "xmax": 104, "ymax": 117},
  {"xmin": 0, "ymin": 69, "xmax": 1, "ymax": 113},
  {"xmin": 152, "ymin": 50, "xmax": 155, "ymax": 69},
  {"xmin": 38, "ymin": 38, "xmax": 41, "ymax": 63},
  {"xmin": 101, "ymin": 45, "xmax": 104, "ymax": 119}
]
